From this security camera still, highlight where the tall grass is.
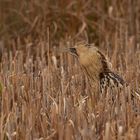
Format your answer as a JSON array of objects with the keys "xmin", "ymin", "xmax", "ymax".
[{"xmin": 0, "ymin": 0, "xmax": 140, "ymax": 139}]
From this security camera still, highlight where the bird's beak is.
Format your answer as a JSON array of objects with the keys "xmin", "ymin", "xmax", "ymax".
[
  {"xmin": 59, "ymin": 47, "xmax": 78, "ymax": 56},
  {"xmin": 69, "ymin": 48, "xmax": 76, "ymax": 54},
  {"xmin": 68, "ymin": 48, "xmax": 78, "ymax": 56}
]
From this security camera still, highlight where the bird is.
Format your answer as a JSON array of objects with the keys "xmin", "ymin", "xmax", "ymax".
[{"xmin": 66, "ymin": 42, "xmax": 140, "ymax": 102}]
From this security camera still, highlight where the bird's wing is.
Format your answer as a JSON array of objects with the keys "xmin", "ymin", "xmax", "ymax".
[{"xmin": 99, "ymin": 71, "xmax": 140, "ymax": 102}]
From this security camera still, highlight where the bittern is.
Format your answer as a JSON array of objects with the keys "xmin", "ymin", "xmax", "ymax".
[{"xmin": 66, "ymin": 42, "xmax": 140, "ymax": 102}]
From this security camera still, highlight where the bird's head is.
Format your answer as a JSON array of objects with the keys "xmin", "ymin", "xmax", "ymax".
[
  {"xmin": 68, "ymin": 42, "xmax": 110, "ymax": 72},
  {"xmin": 68, "ymin": 42, "xmax": 96, "ymax": 57}
]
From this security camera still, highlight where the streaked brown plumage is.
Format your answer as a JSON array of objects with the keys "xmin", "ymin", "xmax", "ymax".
[{"xmin": 67, "ymin": 42, "xmax": 140, "ymax": 102}]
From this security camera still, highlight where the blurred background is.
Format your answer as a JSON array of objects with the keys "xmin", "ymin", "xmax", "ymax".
[{"xmin": 0, "ymin": 0, "xmax": 140, "ymax": 45}]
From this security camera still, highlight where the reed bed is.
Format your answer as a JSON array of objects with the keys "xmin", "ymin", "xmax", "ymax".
[{"xmin": 0, "ymin": 0, "xmax": 140, "ymax": 139}]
